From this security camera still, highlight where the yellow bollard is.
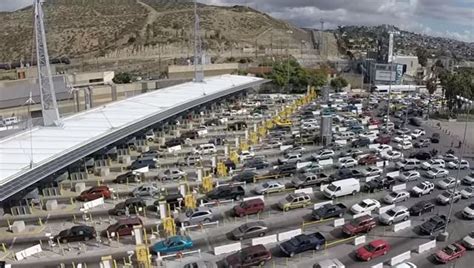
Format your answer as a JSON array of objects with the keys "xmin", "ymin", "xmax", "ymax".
[
  {"xmin": 38, "ymin": 217, "xmax": 43, "ymax": 226},
  {"xmin": 1, "ymin": 243, "xmax": 6, "ymax": 252}
]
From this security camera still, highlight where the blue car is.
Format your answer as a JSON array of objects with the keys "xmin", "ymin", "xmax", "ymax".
[{"xmin": 151, "ymin": 235, "xmax": 193, "ymax": 254}]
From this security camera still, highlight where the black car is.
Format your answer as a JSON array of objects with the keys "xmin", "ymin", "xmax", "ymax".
[
  {"xmin": 409, "ymin": 117, "xmax": 422, "ymax": 127},
  {"xmin": 54, "ymin": 225, "xmax": 96, "ymax": 243},
  {"xmin": 414, "ymin": 139, "xmax": 430, "ymax": 148},
  {"xmin": 204, "ymin": 119, "xmax": 220, "ymax": 126},
  {"xmin": 205, "ymin": 185, "xmax": 245, "ymax": 201},
  {"xmin": 152, "ymin": 192, "xmax": 183, "ymax": 212},
  {"xmin": 112, "ymin": 198, "xmax": 147, "ymax": 216},
  {"xmin": 331, "ymin": 168, "xmax": 364, "ymax": 181},
  {"xmin": 410, "ymin": 151, "xmax": 431, "ymax": 160},
  {"xmin": 273, "ymin": 163, "xmax": 297, "ymax": 176},
  {"xmin": 113, "ymin": 171, "xmax": 141, "ymax": 184},
  {"xmin": 363, "ymin": 177, "xmax": 396, "ymax": 193},
  {"xmin": 180, "ymin": 131, "xmax": 199, "ymax": 140},
  {"xmin": 431, "ymin": 133, "xmax": 440, "ymax": 143},
  {"xmin": 409, "ymin": 200, "xmax": 435, "ymax": 216},
  {"xmin": 244, "ymin": 159, "xmax": 270, "ymax": 170},
  {"xmin": 352, "ymin": 138, "xmax": 371, "ymax": 148},
  {"xmin": 165, "ymin": 138, "xmax": 185, "ymax": 148},
  {"xmin": 224, "ymin": 159, "xmax": 237, "ymax": 171},
  {"xmin": 419, "ymin": 215, "xmax": 448, "ymax": 235},
  {"xmin": 228, "ymin": 121, "xmax": 247, "ymax": 131},
  {"xmin": 232, "ymin": 171, "xmax": 257, "ymax": 183}
]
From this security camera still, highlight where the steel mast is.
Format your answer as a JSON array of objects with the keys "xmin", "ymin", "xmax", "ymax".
[{"xmin": 34, "ymin": 0, "xmax": 61, "ymax": 126}]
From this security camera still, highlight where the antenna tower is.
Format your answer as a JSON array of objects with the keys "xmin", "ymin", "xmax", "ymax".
[{"xmin": 34, "ymin": 0, "xmax": 61, "ymax": 126}]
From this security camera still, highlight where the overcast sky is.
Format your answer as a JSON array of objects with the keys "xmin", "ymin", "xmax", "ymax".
[{"xmin": 2, "ymin": 0, "xmax": 473, "ymax": 42}]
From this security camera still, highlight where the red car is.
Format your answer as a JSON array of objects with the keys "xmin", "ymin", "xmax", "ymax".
[
  {"xmin": 77, "ymin": 186, "xmax": 112, "ymax": 202},
  {"xmin": 342, "ymin": 215, "xmax": 376, "ymax": 236},
  {"xmin": 233, "ymin": 199, "xmax": 265, "ymax": 217},
  {"xmin": 356, "ymin": 239, "xmax": 390, "ymax": 261},
  {"xmin": 369, "ymin": 118, "xmax": 381, "ymax": 126},
  {"xmin": 358, "ymin": 154, "xmax": 379, "ymax": 165},
  {"xmin": 434, "ymin": 243, "xmax": 466, "ymax": 263},
  {"xmin": 375, "ymin": 135, "xmax": 391, "ymax": 144}
]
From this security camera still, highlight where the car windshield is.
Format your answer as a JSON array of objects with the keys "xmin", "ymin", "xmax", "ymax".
[
  {"xmin": 238, "ymin": 225, "xmax": 248, "ymax": 232},
  {"xmin": 469, "ymin": 204, "xmax": 474, "ymax": 209},
  {"xmin": 441, "ymin": 192, "xmax": 451, "ymax": 198},
  {"xmin": 286, "ymin": 195, "xmax": 295, "ymax": 202},
  {"xmin": 364, "ymin": 244, "xmax": 376, "ymax": 252},
  {"xmin": 443, "ymin": 245, "xmax": 456, "ymax": 255},
  {"xmin": 239, "ymin": 202, "xmax": 248, "ymax": 208},
  {"xmin": 389, "ymin": 192, "xmax": 398, "ymax": 197},
  {"xmin": 163, "ymin": 239, "xmax": 174, "ymax": 247},
  {"xmin": 327, "ymin": 184, "xmax": 337, "ymax": 191},
  {"xmin": 262, "ymin": 182, "xmax": 269, "ymax": 188},
  {"xmin": 386, "ymin": 209, "xmax": 396, "ymax": 216}
]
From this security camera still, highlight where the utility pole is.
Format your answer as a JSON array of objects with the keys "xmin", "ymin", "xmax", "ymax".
[
  {"xmin": 34, "ymin": 0, "xmax": 61, "ymax": 126},
  {"xmin": 193, "ymin": 0, "xmax": 204, "ymax": 83},
  {"xmin": 320, "ymin": 19, "xmax": 325, "ymax": 57},
  {"xmin": 25, "ymin": 92, "xmax": 35, "ymax": 168},
  {"xmin": 286, "ymin": 30, "xmax": 293, "ymax": 89}
]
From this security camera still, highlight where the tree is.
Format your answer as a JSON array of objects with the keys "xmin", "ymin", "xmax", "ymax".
[
  {"xmin": 415, "ymin": 47, "xmax": 428, "ymax": 67},
  {"xmin": 113, "ymin": 72, "xmax": 132, "ymax": 84},
  {"xmin": 330, "ymin": 76, "xmax": 348, "ymax": 92},
  {"xmin": 441, "ymin": 70, "xmax": 474, "ymax": 113},
  {"xmin": 265, "ymin": 59, "xmax": 327, "ymax": 92}
]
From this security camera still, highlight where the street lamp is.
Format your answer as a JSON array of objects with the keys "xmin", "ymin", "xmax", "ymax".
[
  {"xmin": 442, "ymin": 95, "xmax": 473, "ymax": 240},
  {"xmin": 286, "ymin": 30, "xmax": 293, "ymax": 89}
]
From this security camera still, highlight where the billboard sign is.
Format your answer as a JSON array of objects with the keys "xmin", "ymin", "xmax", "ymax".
[{"xmin": 375, "ymin": 70, "xmax": 396, "ymax": 82}]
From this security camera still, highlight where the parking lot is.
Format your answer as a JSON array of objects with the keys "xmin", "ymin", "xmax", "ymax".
[{"xmin": 0, "ymin": 90, "xmax": 473, "ymax": 268}]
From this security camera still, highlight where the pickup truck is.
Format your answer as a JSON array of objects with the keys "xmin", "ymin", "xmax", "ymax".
[
  {"xmin": 363, "ymin": 177, "xmax": 396, "ymax": 193},
  {"xmin": 312, "ymin": 203, "xmax": 347, "ymax": 220},
  {"xmin": 411, "ymin": 181, "xmax": 435, "ymax": 197},
  {"xmin": 290, "ymin": 172, "xmax": 329, "ymax": 189},
  {"xmin": 279, "ymin": 232, "xmax": 326, "ymax": 257},
  {"xmin": 419, "ymin": 215, "xmax": 449, "ymax": 236},
  {"xmin": 330, "ymin": 168, "xmax": 364, "ymax": 181}
]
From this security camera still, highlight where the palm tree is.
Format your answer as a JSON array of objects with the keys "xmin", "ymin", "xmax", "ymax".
[{"xmin": 425, "ymin": 73, "xmax": 437, "ymax": 119}]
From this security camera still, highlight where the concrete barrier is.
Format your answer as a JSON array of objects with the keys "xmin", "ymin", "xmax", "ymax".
[
  {"xmin": 214, "ymin": 242, "xmax": 241, "ymax": 255},
  {"xmin": 387, "ymin": 171, "xmax": 400, "ymax": 178},
  {"xmin": 368, "ymin": 125, "xmax": 379, "ymax": 130},
  {"xmin": 168, "ymin": 145, "xmax": 182, "ymax": 153},
  {"xmin": 390, "ymin": 250, "xmax": 411, "ymax": 266},
  {"xmin": 334, "ymin": 218, "xmax": 345, "ymax": 227},
  {"xmin": 376, "ymin": 161, "xmax": 389, "ymax": 167},
  {"xmin": 318, "ymin": 159, "xmax": 334, "ymax": 166},
  {"xmin": 243, "ymin": 195, "xmax": 264, "ymax": 202},
  {"xmin": 353, "ymin": 211, "xmax": 371, "ymax": 219},
  {"xmin": 392, "ymin": 183, "xmax": 406, "ymax": 191},
  {"xmin": 296, "ymin": 161, "xmax": 312, "ymax": 170},
  {"xmin": 251, "ymin": 234, "xmax": 277, "ymax": 246},
  {"xmin": 82, "ymin": 197, "xmax": 104, "ymax": 210},
  {"xmin": 363, "ymin": 175, "xmax": 380, "ymax": 182},
  {"xmin": 157, "ymin": 249, "xmax": 201, "ymax": 261},
  {"xmin": 371, "ymin": 263, "xmax": 383, "ymax": 268},
  {"xmin": 368, "ymin": 143, "xmax": 381, "ymax": 149},
  {"xmin": 15, "ymin": 244, "xmax": 42, "ymax": 261},
  {"xmin": 280, "ymin": 145, "xmax": 293, "ymax": 151},
  {"xmin": 416, "ymin": 239, "xmax": 436, "ymax": 253},
  {"xmin": 378, "ymin": 204, "xmax": 395, "ymax": 214},
  {"xmin": 277, "ymin": 229, "xmax": 302, "ymax": 242},
  {"xmin": 335, "ymin": 140, "xmax": 347, "ymax": 145},
  {"xmin": 393, "ymin": 220, "xmax": 411, "ymax": 232},
  {"xmin": 295, "ymin": 187, "xmax": 313, "ymax": 194},
  {"xmin": 353, "ymin": 235, "xmax": 366, "ymax": 245},
  {"xmin": 313, "ymin": 201, "xmax": 333, "ymax": 210}
]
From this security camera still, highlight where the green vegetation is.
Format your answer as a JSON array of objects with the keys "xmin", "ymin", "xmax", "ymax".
[
  {"xmin": 265, "ymin": 59, "xmax": 327, "ymax": 93},
  {"xmin": 113, "ymin": 72, "xmax": 132, "ymax": 84},
  {"xmin": 330, "ymin": 76, "xmax": 348, "ymax": 92},
  {"xmin": 440, "ymin": 69, "xmax": 474, "ymax": 112}
]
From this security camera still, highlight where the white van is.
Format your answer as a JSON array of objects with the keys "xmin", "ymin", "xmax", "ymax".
[
  {"xmin": 323, "ymin": 178, "xmax": 360, "ymax": 199},
  {"xmin": 334, "ymin": 131, "xmax": 355, "ymax": 141},
  {"xmin": 193, "ymin": 143, "xmax": 217, "ymax": 155}
]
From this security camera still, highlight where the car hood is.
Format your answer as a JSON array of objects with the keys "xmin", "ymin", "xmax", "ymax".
[
  {"xmin": 379, "ymin": 214, "xmax": 393, "ymax": 222},
  {"xmin": 351, "ymin": 205, "xmax": 364, "ymax": 213},
  {"xmin": 231, "ymin": 228, "xmax": 243, "ymax": 238},
  {"xmin": 463, "ymin": 207, "xmax": 474, "ymax": 215},
  {"xmin": 383, "ymin": 196, "xmax": 395, "ymax": 202},
  {"xmin": 463, "ymin": 236, "xmax": 474, "ymax": 246},
  {"xmin": 435, "ymin": 250, "xmax": 450, "ymax": 260},
  {"xmin": 152, "ymin": 241, "xmax": 168, "ymax": 252},
  {"xmin": 114, "ymin": 202, "xmax": 126, "ymax": 209},
  {"xmin": 255, "ymin": 185, "xmax": 265, "ymax": 192},
  {"xmin": 225, "ymin": 252, "xmax": 241, "ymax": 266},
  {"xmin": 421, "ymin": 221, "xmax": 436, "ymax": 231},
  {"xmin": 356, "ymin": 247, "xmax": 371, "ymax": 257}
]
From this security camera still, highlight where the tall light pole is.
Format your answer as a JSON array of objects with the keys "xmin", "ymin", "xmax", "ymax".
[
  {"xmin": 442, "ymin": 95, "xmax": 473, "ymax": 240},
  {"xmin": 286, "ymin": 30, "xmax": 293, "ymax": 89}
]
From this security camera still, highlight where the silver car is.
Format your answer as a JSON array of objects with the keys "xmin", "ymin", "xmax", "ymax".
[
  {"xmin": 132, "ymin": 183, "xmax": 160, "ymax": 197},
  {"xmin": 436, "ymin": 190, "xmax": 462, "ymax": 205},
  {"xmin": 379, "ymin": 206, "xmax": 410, "ymax": 225},
  {"xmin": 230, "ymin": 221, "xmax": 268, "ymax": 240},
  {"xmin": 176, "ymin": 207, "xmax": 215, "ymax": 226},
  {"xmin": 383, "ymin": 190, "xmax": 410, "ymax": 204}
]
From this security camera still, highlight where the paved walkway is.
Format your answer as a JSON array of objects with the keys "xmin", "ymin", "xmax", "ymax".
[{"xmin": 426, "ymin": 119, "xmax": 474, "ymax": 158}]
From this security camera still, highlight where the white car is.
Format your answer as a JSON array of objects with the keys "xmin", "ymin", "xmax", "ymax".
[
  {"xmin": 239, "ymin": 150, "xmax": 255, "ymax": 161},
  {"xmin": 383, "ymin": 190, "xmax": 410, "ymax": 204},
  {"xmin": 460, "ymin": 186, "xmax": 474, "ymax": 199},
  {"xmin": 381, "ymin": 150, "xmax": 403, "ymax": 160},
  {"xmin": 436, "ymin": 177, "xmax": 460, "ymax": 190},
  {"xmin": 411, "ymin": 181, "xmax": 434, "ymax": 197},
  {"xmin": 441, "ymin": 154, "xmax": 458, "ymax": 162},
  {"xmin": 337, "ymin": 158, "xmax": 358, "ymax": 168},
  {"xmin": 301, "ymin": 118, "xmax": 318, "ymax": 125},
  {"xmin": 446, "ymin": 159, "xmax": 470, "ymax": 169},
  {"xmin": 254, "ymin": 181, "xmax": 285, "ymax": 194},
  {"xmin": 393, "ymin": 135, "xmax": 412, "ymax": 143},
  {"xmin": 425, "ymin": 167, "xmax": 449, "ymax": 179},
  {"xmin": 399, "ymin": 170, "xmax": 421, "ymax": 182},
  {"xmin": 359, "ymin": 131, "xmax": 378, "ymax": 142},
  {"xmin": 411, "ymin": 129, "xmax": 426, "ymax": 139},
  {"xmin": 463, "ymin": 205, "xmax": 474, "ymax": 220},
  {"xmin": 375, "ymin": 144, "xmax": 392, "ymax": 154},
  {"xmin": 396, "ymin": 140, "xmax": 413, "ymax": 150},
  {"xmin": 350, "ymin": 199, "xmax": 381, "ymax": 214},
  {"xmin": 301, "ymin": 123, "xmax": 319, "ymax": 131},
  {"xmin": 421, "ymin": 159, "xmax": 445, "ymax": 170},
  {"xmin": 462, "ymin": 231, "xmax": 474, "ymax": 248},
  {"xmin": 463, "ymin": 172, "xmax": 474, "ymax": 185},
  {"xmin": 361, "ymin": 167, "xmax": 383, "ymax": 177}
]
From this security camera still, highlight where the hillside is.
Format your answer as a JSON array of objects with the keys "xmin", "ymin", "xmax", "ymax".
[{"xmin": 0, "ymin": 0, "xmax": 319, "ymax": 63}]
